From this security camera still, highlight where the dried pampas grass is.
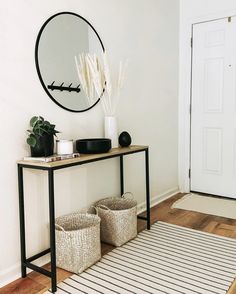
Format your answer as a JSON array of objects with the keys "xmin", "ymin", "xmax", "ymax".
[{"xmin": 75, "ymin": 52, "xmax": 127, "ymax": 116}]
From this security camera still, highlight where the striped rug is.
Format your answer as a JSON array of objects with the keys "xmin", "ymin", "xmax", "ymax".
[{"xmin": 45, "ymin": 221, "xmax": 236, "ymax": 294}]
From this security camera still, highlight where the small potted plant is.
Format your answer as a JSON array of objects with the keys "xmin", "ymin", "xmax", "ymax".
[{"xmin": 26, "ymin": 116, "xmax": 59, "ymax": 157}]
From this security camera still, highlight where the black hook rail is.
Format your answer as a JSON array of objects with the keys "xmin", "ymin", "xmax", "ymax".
[{"xmin": 47, "ymin": 81, "xmax": 81, "ymax": 93}]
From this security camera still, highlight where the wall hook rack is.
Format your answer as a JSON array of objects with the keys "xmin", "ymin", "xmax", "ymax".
[{"xmin": 47, "ymin": 81, "xmax": 81, "ymax": 93}]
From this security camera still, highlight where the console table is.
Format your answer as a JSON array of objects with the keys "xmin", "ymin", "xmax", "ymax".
[{"xmin": 17, "ymin": 145, "xmax": 150, "ymax": 293}]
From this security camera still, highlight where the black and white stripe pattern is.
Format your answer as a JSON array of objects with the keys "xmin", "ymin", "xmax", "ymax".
[{"xmin": 45, "ymin": 222, "xmax": 236, "ymax": 294}]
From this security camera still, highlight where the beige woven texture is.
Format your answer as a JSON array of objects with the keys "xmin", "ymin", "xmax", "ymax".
[
  {"xmin": 95, "ymin": 196, "xmax": 137, "ymax": 246},
  {"xmin": 55, "ymin": 213, "xmax": 101, "ymax": 274}
]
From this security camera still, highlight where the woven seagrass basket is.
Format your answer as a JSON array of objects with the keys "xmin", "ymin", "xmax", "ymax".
[
  {"xmin": 55, "ymin": 212, "xmax": 101, "ymax": 274},
  {"xmin": 95, "ymin": 193, "xmax": 137, "ymax": 246}
]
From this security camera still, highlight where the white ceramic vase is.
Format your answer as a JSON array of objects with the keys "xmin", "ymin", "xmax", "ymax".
[{"xmin": 104, "ymin": 116, "xmax": 118, "ymax": 148}]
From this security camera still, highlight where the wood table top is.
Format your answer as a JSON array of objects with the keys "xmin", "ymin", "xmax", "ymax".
[{"xmin": 17, "ymin": 145, "xmax": 148, "ymax": 169}]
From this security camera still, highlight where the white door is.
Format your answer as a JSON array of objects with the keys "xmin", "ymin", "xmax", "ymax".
[{"xmin": 191, "ymin": 17, "xmax": 236, "ymax": 198}]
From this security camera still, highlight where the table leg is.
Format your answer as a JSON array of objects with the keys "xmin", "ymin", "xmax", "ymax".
[
  {"xmin": 120, "ymin": 155, "xmax": 124, "ymax": 196},
  {"xmin": 18, "ymin": 165, "xmax": 27, "ymax": 277},
  {"xmin": 145, "ymin": 149, "xmax": 151, "ymax": 230},
  {"xmin": 48, "ymin": 169, "xmax": 57, "ymax": 293}
]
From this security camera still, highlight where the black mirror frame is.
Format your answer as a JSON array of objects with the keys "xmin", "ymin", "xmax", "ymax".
[{"xmin": 35, "ymin": 11, "xmax": 105, "ymax": 113}]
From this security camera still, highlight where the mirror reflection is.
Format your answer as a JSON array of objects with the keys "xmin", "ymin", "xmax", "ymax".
[{"xmin": 35, "ymin": 12, "xmax": 104, "ymax": 112}]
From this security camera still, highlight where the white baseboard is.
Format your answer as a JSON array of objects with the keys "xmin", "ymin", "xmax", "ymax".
[
  {"xmin": 137, "ymin": 186, "xmax": 179, "ymax": 214},
  {"xmin": 0, "ymin": 255, "xmax": 50, "ymax": 288},
  {"xmin": 0, "ymin": 263, "xmax": 21, "ymax": 288},
  {"xmin": 1, "ymin": 187, "xmax": 179, "ymax": 288}
]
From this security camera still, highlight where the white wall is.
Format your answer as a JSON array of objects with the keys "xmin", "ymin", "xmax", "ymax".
[
  {"xmin": 0, "ymin": 0, "xmax": 179, "ymax": 286},
  {"xmin": 179, "ymin": 0, "xmax": 236, "ymax": 192}
]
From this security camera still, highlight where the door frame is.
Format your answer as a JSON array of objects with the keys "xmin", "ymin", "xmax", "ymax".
[{"xmin": 178, "ymin": 9, "xmax": 236, "ymax": 193}]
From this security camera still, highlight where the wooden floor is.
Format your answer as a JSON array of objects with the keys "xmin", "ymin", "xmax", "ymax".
[{"xmin": 1, "ymin": 192, "xmax": 236, "ymax": 294}]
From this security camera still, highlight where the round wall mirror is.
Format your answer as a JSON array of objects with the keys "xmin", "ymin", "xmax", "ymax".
[{"xmin": 35, "ymin": 12, "xmax": 104, "ymax": 112}]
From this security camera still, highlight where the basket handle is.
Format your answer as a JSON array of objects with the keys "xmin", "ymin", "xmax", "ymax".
[
  {"xmin": 121, "ymin": 191, "xmax": 134, "ymax": 199},
  {"xmin": 77, "ymin": 205, "xmax": 101, "ymax": 216},
  {"xmin": 90, "ymin": 205, "xmax": 99, "ymax": 215},
  {"xmin": 55, "ymin": 223, "xmax": 67, "ymax": 233},
  {"xmin": 95, "ymin": 204, "xmax": 111, "ymax": 211}
]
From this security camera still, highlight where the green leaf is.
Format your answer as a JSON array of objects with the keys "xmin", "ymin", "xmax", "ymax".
[
  {"xmin": 44, "ymin": 121, "xmax": 50, "ymax": 126},
  {"xmin": 32, "ymin": 126, "xmax": 40, "ymax": 135},
  {"xmin": 30, "ymin": 116, "xmax": 39, "ymax": 127},
  {"xmin": 27, "ymin": 116, "xmax": 60, "ymax": 139},
  {"xmin": 27, "ymin": 136, "xmax": 37, "ymax": 147}
]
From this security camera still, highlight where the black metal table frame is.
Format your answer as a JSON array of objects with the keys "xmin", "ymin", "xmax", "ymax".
[{"xmin": 17, "ymin": 147, "xmax": 150, "ymax": 293}]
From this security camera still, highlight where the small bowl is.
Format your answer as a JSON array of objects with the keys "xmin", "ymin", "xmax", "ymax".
[{"xmin": 76, "ymin": 138, "xmax": 111, "ymax": 154}]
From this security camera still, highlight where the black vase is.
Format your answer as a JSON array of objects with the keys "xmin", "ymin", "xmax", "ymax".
[
  {"xmin": 119, "ymin": 131, "xmax": 132, "ymax": 147},
  {"xmin": 30, "ymin": 133, "xmax": 54, "ymax": 157}
]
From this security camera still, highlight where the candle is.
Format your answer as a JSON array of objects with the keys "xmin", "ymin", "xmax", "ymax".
[{"xmin": 56, "ymin": 140, "xmax": 73, "ymax": 155}]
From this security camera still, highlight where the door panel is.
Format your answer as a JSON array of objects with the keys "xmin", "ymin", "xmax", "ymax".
[
  {"xmin": 203, "ymin": 127, "xmax": 222, "ymax": 174},
  {"xmin": 191, "ymin": 17, "xmax": 236, "ymax": 198},
  {"xmin": 204, "ymin": 58, "xmax": 224, "ymax": 113}
]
